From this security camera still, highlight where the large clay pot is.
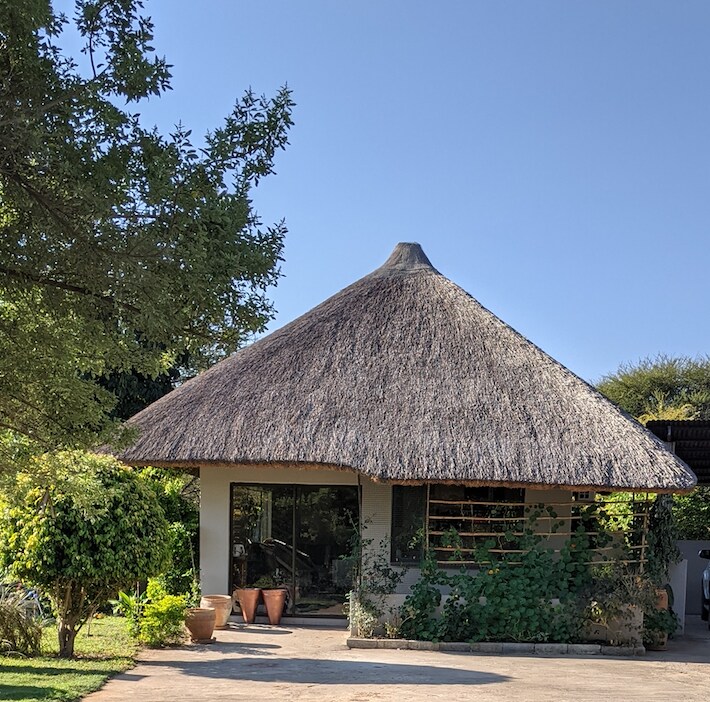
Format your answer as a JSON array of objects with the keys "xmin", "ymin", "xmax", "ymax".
[
  {"xmin": 200, "ymin": 595, "xmax": 232, "ymax": 629},
  {"xmin": 262, "ymin": 588, "xmax": 287, "ymax": 625},
  {"xmin": 646, "ymin": 588, "xmax": 670, "ymax": 650},
  {"xmin": 236, "ymin": 588, "xmax": 261, "ymax": 624},
  {"xmin": 655, "ymin": 588, "xmax": 669, "ymax": 611},
  {"xmin": 185, "ymin": 607, "xmax": 216, "ymax": 642}
]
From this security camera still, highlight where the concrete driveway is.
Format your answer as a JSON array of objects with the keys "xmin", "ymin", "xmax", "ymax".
[{"xmin": 86, "ymin": 618, "xmax": 709, "ymax": 702}]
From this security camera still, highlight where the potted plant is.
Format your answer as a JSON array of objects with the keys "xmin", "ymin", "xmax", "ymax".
[
  {"xmin": 643, "ymin": 607, "xmax": 678, "ymax": 650},
  {"xmin": 234, "ymin": 584, "xmax": 262, "ymax": 624},
  {"xmin": 254, "ymin": 574, "xmax": 288, "ymax": 625},
  {"xmin": 583, "ymin": 566, "xmax": 649, "ymax": 646}
]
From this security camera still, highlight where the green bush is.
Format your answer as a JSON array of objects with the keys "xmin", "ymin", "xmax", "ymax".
[
  {"xmin": 139, "ymin": 468, "xmax": 200, "ymax": 596},
  {"xmin": 674, "ymin": 487, "xmax": 710, "ymax": 540},
  {"xmin": 398, "ymin": 511, "xmax": 639, "ymax": 644},
  {"xmin": 139, "ymin": 595, "xmax": 186, "ymax": 647},
  {"xmin": 0, "ymin": 589, "xmax": 44, "ymax": 656},
  {"xmin": 0, "ymin": 452, "xmax": 171, "ymax": 658},
  {"xmin": 116, "ymin": 580, "xmax": 186, "ymax": 647}
]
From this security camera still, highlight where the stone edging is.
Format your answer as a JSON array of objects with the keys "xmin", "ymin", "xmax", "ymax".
[{"xmin": 346, "ymin": 638, "xmax": 645, "ymax": 656}]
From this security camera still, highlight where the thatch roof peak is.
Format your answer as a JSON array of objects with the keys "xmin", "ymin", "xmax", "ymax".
[
  {"xmin": 116, "ymin": 244, "xmax": 696, "ymax": 493},
  {"xmin": 374, "ymin": 242, "xmax": 437, "ymax": 276}
]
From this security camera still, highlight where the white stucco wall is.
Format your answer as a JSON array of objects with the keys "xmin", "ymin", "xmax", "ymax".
[{"xmin": 199, "ymin": 464, "xmax": 359, "ymax": 595}]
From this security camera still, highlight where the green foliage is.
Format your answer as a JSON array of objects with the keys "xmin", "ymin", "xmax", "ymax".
[
  {"xmin": 138, "ymin": 467, "xmax": 199, "ymax": 596},
  {"xmin": 673, "ymin": 487, "xmax": 710, "ymax": 539},
  {"xmin": 642, "ymin": 606, "xmax": 678, "ymax": 647},
  {"xmin": 398, "ymin": 553, "xmax": 443, "ymax": 641},
  {"xmin": 398, "ymin": 510, "xmax": 664, "ymax": 645},
  {"xmin": 347, "ymin": 526, "xmax": 405, "ymax": 638},
  {"xmin": 136, "ymin": 580, "xmax": 186, "ymax": 647},
  {"xmin": 596, "ymin": 355, "xmax": 710, "ymax": 421},
  {"xmin": 402, "ymin": 521, "xmax": 591, "ymax": 643},
  {"xmin": 645, "ymin": 495, "xmax": 681, "ymax": 585},
  {"xmin": 583, "ymin": 563, "xmax": 651, "ymax": 621},
  {"xmin": 0, "ymin": 452, "xmax": 170, "ymax": 657},
  {"xmin": 139, "ymin": 595, "xmax": 186, "ymax": 647},
  {"xmin": 597, "ymin": 355, "xmax": 709, "ymax": 543},
  {"xmin": 110, "ymin": 588, "xmax": 146, "ymax": 639},
  {"xmin": 0, "ymin": 587, "xmax": 44, "ymax": 656},
  {"xmin": 0, "ymin": 0, "xmax": 294, "ymax": 471}
]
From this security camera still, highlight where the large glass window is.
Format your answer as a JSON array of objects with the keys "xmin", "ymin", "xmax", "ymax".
[
  {"xmin": 391, "ymin": 486, "xmax": 426, "ymax": 563},
  {"xmin": 427, "ymin": 485, "xmax": 525, "ymax": 564},
  {"xmin": 230, "ymin": 484, "xmax": 358, "ymax": 617},
  {"xmin": 391, "ymin": 485, "xmax": 525, "ymax": 565}
]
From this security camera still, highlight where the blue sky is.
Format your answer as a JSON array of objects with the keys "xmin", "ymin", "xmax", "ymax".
[{"xmin": 65, "ymin": 1, "xmax": 710, "ymax": 382}]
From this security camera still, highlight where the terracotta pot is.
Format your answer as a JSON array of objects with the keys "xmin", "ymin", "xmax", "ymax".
[
  {"xmin": 236, "ymin": 588, "xmax": 261, "ymax": 623},
  {"xmin": 185, "ymin": 607, "xmax": 216, "ymax": 642},
  {"xmin": 655, "ymin": 588, "xmax": 669, "ymax": 611},
  {"xmin": 262, "ymin": 588, "xmax": 287, "ymax": 625},
  {"xmin": 200, "ymin": 595, "xmax": 233, "ymax": 628},
  {"xmin": 645, "ymin": 632, "xmax": 668, "ymax": 651}
]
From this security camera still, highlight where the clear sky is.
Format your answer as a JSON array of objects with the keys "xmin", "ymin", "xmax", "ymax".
[{"xmin": 65, "ymin": 1, "xmax": 710, "ymax": 383}]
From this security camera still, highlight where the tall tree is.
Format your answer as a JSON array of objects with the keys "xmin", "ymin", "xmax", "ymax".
[
  {"xmin": 0, "ymin": 1, "xmax": 293, "ymax": 470},
  {"xmin": 596, "ymin": 355, "xmax": 710, "ymax": 422},
  {"xmin": 597, "ymin": 354, "xmax": 710, "ymax": 540},
  {"xmin": 0, "ymin": 451, "xmax": 171, "ymax": 657}
]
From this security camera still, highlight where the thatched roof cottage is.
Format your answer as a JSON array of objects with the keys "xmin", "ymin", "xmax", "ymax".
[{"xmin": 119, "ymin": 243, "xmax": 696, "ymax": 618}]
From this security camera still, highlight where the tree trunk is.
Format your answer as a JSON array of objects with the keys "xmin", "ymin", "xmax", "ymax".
[{"xmin": 57, "ymin": 617, "xmax": 78, "ymax": 658}]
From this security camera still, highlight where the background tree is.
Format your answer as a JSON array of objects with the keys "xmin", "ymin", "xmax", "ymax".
[
  {"xmin": 139, "ymin": 466, "xmax": 200, "ymax": 596},
  {"xmin": 0, "ymin": 451, "xmax": 170, "ymax": 658},
  {"xmin": 596, "ymin": 354, "xmax": 710, "ymax": 540},
  {"xmin": 0, "ymin": 1, "xmax": 294, "ymax": 472},
  {"xmin": 596, "ymin": 355, "xmax": 710, "ymax": 421}
]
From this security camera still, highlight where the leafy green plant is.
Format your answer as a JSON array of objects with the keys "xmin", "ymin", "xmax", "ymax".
[
  {"xmin": 674, "ymin": 487, "xmax": 710, "ymax": 539},
  {"xmin": 111, "ymin": 588, "xmax": 147, "ymax": 639},
  {"xmin": 0, "ymin": 0, "xmax": 294, "ymax": 477},
  {"xmin": 345, "ymin": 594, "xmax": 380, "ymax": 639},
  {"xmin": 139, "ymin": 468, "xmax": 200, "ymax": 597},
  {"xmin": 399, "ymin": 553, "xmax": 444, "ymax": 641},
  {"xmin": 346, "ymin": 526, "xmax": 406, "ymax": 638},
  {"xmin": 642, "ymin": 607, "xmax": 678, "ymax": 648},
  {"xmin": 0, "ymin": 588, "xmax": 44, "ymax": 656},
  {"xmin": 252, "ymin": 575, "xmax": 277, "ymax": 589},
  {"xmin": 114, "ymin": 580, "xmax": 186, "ymax": 647},
  {"xmin": 398, "ymin": 506, "xmax": 659, "ymax": 645},
  {"xmin": 646, "ymin": 495, "xmax": 681, "ymax": 586},
  {"xmin": 139, "ymin": 598, "xmax": 186, "ymax": 647}
]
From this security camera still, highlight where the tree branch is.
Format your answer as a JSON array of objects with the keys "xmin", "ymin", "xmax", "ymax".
[{"xmin": 0, "ymin": 265, "xmax": 140, "ymax": 313}]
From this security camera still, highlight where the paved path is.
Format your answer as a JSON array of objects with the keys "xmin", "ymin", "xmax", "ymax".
[{"xmin": 86, "ymin": 619, "xmax": 710, "ymax": 702}]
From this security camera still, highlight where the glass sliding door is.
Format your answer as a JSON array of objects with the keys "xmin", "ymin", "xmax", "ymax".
[
  {"xmin": 230, "ymin": 483, "xmax": 359, "ymax": 617},
  {"xmin": 230, "ymin": 485, "xmax": 294, "ymax": 610},
  {"xmin": 293, "ymin": 486, "xmax": 359, "ymax": 615}
]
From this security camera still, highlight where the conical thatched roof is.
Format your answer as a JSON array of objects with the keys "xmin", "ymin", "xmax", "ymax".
[{"xmin": 117, "ymin": 243, "xmax": 696, "ymax": 492}]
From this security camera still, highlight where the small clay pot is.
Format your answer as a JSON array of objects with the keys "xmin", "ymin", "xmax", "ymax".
[
  {"xmin": 200, "ymin": 595, "xmax": 233, "ymax": 628},
  {"xmin": 185, "ymin": 607, "xmax": 216, "ymax": 642}
]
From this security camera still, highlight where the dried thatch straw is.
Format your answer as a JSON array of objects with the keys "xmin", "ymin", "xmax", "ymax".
[{"xmin": 116, "ymin": 243, "xmax": 696, "ymax": 493}]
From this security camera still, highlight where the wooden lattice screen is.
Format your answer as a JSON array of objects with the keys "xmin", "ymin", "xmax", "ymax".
[{"xmin": 425, "ymin": 488, "xmax": 652, "ymax": 568}]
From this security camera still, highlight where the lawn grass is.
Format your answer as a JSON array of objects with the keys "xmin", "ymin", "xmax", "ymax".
[{"xmin": 0, "ymin": 616, "xmax": 138, "ymax": 702}]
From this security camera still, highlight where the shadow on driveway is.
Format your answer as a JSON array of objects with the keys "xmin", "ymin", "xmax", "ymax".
[{"xmin": 137, "ymin": 656, "xmax": 511, "ymax": 686}]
